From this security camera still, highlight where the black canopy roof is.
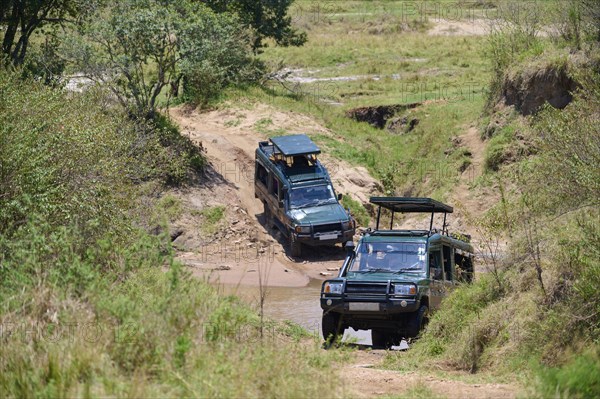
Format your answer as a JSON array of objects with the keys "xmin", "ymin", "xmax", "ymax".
[{"xmin": 370, "ymin": 197, "xmax": 453, "ymax": 213}]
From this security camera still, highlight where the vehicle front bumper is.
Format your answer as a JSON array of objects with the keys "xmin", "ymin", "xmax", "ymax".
[
  {"xmin": 320, "ymin": 296, "xmax": 419, "ymax": 315},
  {"xmin": 294, "ymin": 228, "xmax": 355, "ymax": 246}
]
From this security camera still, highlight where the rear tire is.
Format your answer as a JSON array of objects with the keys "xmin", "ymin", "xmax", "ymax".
[
  {"xmin": 406, "ymin": 305, "xmax": 429, "ymax": 338},
  {"xmin": 322, "ymin": 312, "xmax": 342, "ymax": 348},
  {"xmin": 289, "ymin": 231, "xmax": 302, "ymax": 257}
]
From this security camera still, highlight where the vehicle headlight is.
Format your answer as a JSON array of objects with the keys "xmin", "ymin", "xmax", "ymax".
[
  {"xmin": 394, "ymin": 284, "xmax": 417, "ymax": 296},
  {"xmin": 323, "ymin": 282, "xmax": 343, "ymax": 295},
  {"xmin": 295, "ymin": 225, "xmax": 311, "ymax": 233}
]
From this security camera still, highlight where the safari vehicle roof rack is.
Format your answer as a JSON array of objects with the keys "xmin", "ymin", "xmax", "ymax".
[
  {"xmin": 369, "ymin": 229, "xmax": 430, "ymax": 237},
  {"xmin": 270, "ymin": 134, "xmax": 321, "ymax": 157},
  {"xmin": 370, "ymin": 197, "xmax": 453, "ymax": 235}
]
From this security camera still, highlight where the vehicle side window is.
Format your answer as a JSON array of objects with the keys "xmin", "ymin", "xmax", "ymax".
[
  {"xmin": 256, "ymin": 162, "xmax": 268, "ymax": 186},
  {"xmin": 429, "ymin": 249, "xmax": 443, "ymax": 280},
  {"xmin": 443, "ymin": 245, "xmax": 453, "ymax": 281},
  {"xmin": 270, "ymin": 176, "xmax": 280, "ymax": 199},
  {"xmin": 455, "ymin": 253, "xmax": 474, "ymax": 283}
]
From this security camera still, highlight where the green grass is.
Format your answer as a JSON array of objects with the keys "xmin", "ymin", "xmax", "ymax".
[
  {"xmin": 200, "ymin": 205, "xmax": 226, "ymax": 235},
  {"xmin": 232, "ymin": 84, "xmax": 484, "ymax": 200},
  {"xmin": 393, "ymin": 384, "xmax": 444, "ymax": 399},
  {"xmin": 157, "ymin": 194, "xmax": 183, "ymax": 222},
  {"xmin": 226, "ymin": 3, "xmax": 493, "ymax": 200},
  {"xmin": 532, "ymin": 349, "xmax": 600, "ymax": 399},
  {"xmin": 341, "ymin": 194, "xmax": 370, "ymax": 227}
]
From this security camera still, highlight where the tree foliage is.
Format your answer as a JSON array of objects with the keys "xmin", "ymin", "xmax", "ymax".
[
  {"xmin": 65, "ymin": 0, "xmax": 257, "ymax": 118},
  {"xmin": 0, "ymin": 0, "xmax": 88, "ymax": 65},
  {"xmin": 202, "ymin": 0, "xmax": 307, "ymax": 51}
]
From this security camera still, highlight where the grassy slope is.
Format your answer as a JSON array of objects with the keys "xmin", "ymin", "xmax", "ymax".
[
  {"xmin": 238, "ymin": 1, "xmax": 491, "ymax": 201},
  {"xmin": 0, "ymin": 70, "xmax": 345, "ymax": 397}
]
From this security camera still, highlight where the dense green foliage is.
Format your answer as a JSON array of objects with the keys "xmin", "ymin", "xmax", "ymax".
[
  {"xmin": 202, "ymin": 0, "xmax": 307, "ymax": 51},
  {"xmin": 0, "ymin": 0, "xmax": 88, "ymax": 65},
  {"xmin": 0, "ymin": 69, "xmax": 341, "ymax": 397},
  {"xmin": 533, "ymin": 349, "xmax": 600, "ymax": 398},
  {"xmin": 63, "ymin": 0, "xmax": 260, "ymax": 116}
]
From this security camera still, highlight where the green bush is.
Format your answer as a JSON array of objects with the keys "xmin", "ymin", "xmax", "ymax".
[{"xmin": 533, "ymin": 349, "xmax": 600, "ymax": 399}]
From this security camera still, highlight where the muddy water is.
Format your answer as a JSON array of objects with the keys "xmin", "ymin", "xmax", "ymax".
[{"xmin": 222, "ymin": 279, "xmax": 373, "ymax": 345}]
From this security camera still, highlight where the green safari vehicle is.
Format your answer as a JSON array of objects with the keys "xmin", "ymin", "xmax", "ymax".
[{"xmin": 320, "ymin": 197, "xmax": 474, "ymax": 348}]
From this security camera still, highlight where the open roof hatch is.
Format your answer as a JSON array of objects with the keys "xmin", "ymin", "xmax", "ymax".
[{"xmin": 369, "ymin": 197, "xmax": 453, "ymax": 234}]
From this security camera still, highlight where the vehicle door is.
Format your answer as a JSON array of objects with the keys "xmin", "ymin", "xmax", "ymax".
[
  {"xmin": 268, "ymin": 175, "xmax": 285, "ymax": 226},
  {"xmin": 428, "ymin": 247, "xmax": 445, "ymax": 311}
]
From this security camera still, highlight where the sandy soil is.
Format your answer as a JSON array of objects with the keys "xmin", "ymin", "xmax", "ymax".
[{"xmin": 341, "ymin": 350, "xmax": 519, "ymax": 398}]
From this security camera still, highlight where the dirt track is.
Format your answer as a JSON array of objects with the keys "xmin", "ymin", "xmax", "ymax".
[
  {"xmin": 341, "ymin": 350, "xmax": 518, "ymax": 398},
  {"xmin": 168, "ymin": 104, "xmax": 381, "ymax": 287}
]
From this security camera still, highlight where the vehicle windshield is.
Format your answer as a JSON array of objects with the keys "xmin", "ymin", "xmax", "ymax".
[
  {"xmin": 289, "ymin": 185, "xmax": 337, "ymax": 209},
  {"xmin": 348, "ymin": 242, "xmax": 427, "ymax": 274}
]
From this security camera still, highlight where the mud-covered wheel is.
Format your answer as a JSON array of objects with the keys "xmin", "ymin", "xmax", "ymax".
[
  {"xmin": 289, "ymin": 231, "xmax": 302, "ymax": 257},
  {"xmin": 406, "ymin": 305, "xmax": 429, "ymax": 338},
  {"xmin": 263, "ymin": 202, "xmax": 272, "ymax": 229},
  {"xmin": 322, "ymin": 312, "xmax": 342, "ymax": 348},
  {"xmin": 371, "ymin": 329, "xmax": 393, "ymax": 349}
]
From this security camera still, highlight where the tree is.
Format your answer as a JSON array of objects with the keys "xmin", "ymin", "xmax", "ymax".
[
  {"xmin": 0, "ymin": 0, "xmax": 87, "ymax": 66},
  {"xmin": 202, "ymin": 0, "xmax": 307, "ymax": 52},
  {"xmin": 65, "ymin": 0, "xmax": 256, "ymax": 118}
]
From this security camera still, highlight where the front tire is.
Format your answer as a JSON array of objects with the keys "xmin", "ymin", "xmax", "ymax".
[
  {"xmin": 322, "ymin": 312, "xmax": 343, "ymax": 348},
  {"xmin": 371, "ymin": 329, "xmax": 393, "ymax": 349},
  {"xmin": 289, "ymin": 231, "xmax": 302, "ymax": 257},
  {"xmin": 406, "ymin": 305, "xmax": 429, "ymax": 338}
]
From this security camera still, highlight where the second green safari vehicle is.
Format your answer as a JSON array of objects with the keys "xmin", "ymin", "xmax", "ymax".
[{"xmin": 320, "ymin": 197, "xmax": 474, "ymax": 348}]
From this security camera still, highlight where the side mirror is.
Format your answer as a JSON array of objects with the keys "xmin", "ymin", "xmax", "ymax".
[
  {"xmin": 278, "ymin": 201, "xmax": 284, "ymax": 209},
  {"xmin": 345, "ymin": 241, "xmax": 356, "ymax": 256},
  {"xmin": 337, "ymin": 193, "xmax": 343, "ymax": 201}
]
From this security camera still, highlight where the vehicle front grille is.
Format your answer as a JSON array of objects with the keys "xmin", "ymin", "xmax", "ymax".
[
  {"xmin": 345, "ymin": 283, "xmax": 388, "ymax": 295},
  {"xmin": 313, "ymin": 223, "xmax": 342, "ymax": 233}
]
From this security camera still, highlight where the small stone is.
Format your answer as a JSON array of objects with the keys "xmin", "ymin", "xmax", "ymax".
[
  {"xmin": 320, "ymin": 272, "xmax": 333, "ymax": 276},
  {"xmin": 326, "ymin": 267, "xmax": 339, "ymax": 272},
  {"xmin": 214, "ymin": 265, "xmax": 231, "ymax": 271}
]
